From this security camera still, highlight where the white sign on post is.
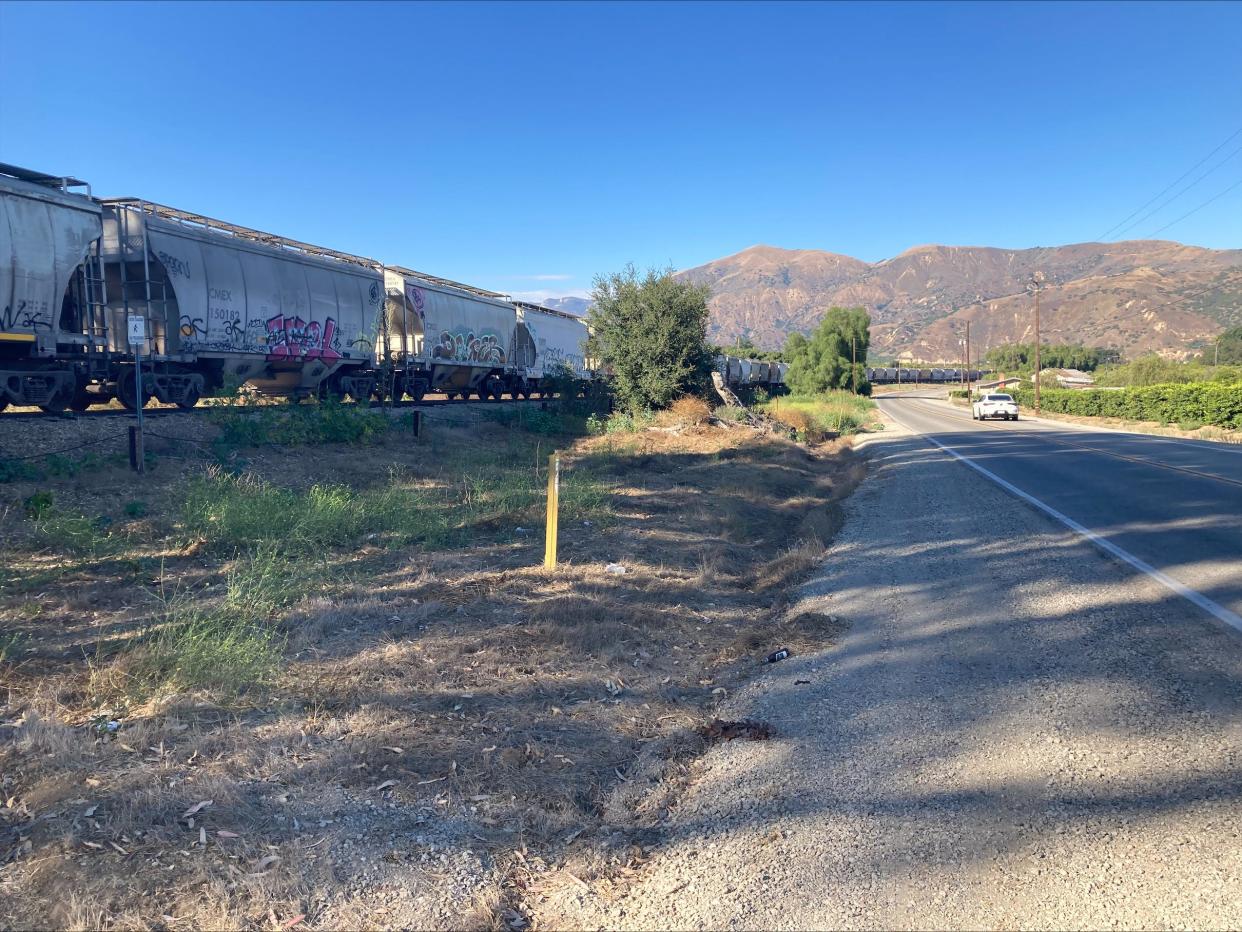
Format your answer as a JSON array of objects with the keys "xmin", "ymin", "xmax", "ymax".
[{"xmin": 127, "ymin": 315, "xmax": 146, "ymax": 350}]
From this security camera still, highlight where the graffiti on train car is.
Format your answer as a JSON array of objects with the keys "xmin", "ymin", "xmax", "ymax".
[
  {"xmin": 431, "ymin": 329, "xmax": 506, "ymax": 364},
  {"xmin": 266, "ymin": 314, "xmax": 342, "ymax": 361},
  {"xmin": 157, "ymin": 250, "xmax": 192, "ymax": 280},
  {"xmin": 179, "ymin": 315, "xmax": 206, "ymax": 339},
  {"xmin": 1, "ymin": 300, "xmax": 51, "ymax": 333},
  {"xmin": 405, "ymin": 284, "xmax": 427, "ymax": 319},
  {"xmin": 542, "ymin": 345, "xmax": 585, "ymax": 373}
]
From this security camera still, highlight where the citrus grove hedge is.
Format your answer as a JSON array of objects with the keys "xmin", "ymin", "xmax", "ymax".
[{"xmin": 1010, "ymin": 383, "xmax": 1242, "ymax": 429}]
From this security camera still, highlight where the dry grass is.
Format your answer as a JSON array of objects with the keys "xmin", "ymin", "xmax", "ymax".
[
  {"xmin": 657, "ymin": 396, "xmax": 713, "ymax": 430},
  {"xmin": 0, "ymin": 411, "xmax": 863, "ymax": 930}
]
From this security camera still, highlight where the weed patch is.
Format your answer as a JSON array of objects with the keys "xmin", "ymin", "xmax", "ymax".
[
  {"xmin": 588, "ymin": 408, "xmax": 657, "ymax": 435},
  {"xmin": 763, "ymin": 392, "xmax": 877, "ymax": 440},
  {"xmin": 105, "ymin": 551, "xmax": 302, "ymax": 701},
  {"xmin": 181, "ymin": 469, "xmax": 451, "ymax": 553},
  {"xmin": 32, "ymin": 506, "xmax": 124, "ymax": 557},
  {"xmin": 209, "ymin": 396, "xmax": 393, "ymax": 451}
]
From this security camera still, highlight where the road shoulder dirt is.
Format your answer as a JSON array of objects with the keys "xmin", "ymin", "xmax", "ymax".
[{"xmin": 537, "ymin": 424, "xmax": 1242, "ymax": 930}]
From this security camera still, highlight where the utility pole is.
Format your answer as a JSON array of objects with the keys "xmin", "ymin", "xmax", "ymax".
[
  {"xmin": 965, "ymin": 320, "xmax": 971, "ymax": 395},
  {"xmin": 1030, "ymin": 273, "xmax": 1043, "ymax": 414},
  {"xmin": 851, "ymin": 336, "xmax": 857, "ymax": 393},
  {"xmin": 1215, "ymin": 336, "xmax": 1221, "ymax": 367}
]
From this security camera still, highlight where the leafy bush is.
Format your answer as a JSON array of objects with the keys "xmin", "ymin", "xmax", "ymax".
[
  {"xmin": 23, "ymin": 490, "xmax": 54, "ymax": 518},
  {"xmin": 1094, "ymin": 356, "xmax": 1242, "ymax": 387},
  {"xmin": 0, "ymin": 459, "xmax": 42, "ymax": 483},
  {"xmin": 588, "ymin": 265, "xmax": 713, "ymax": 412},
  {"xmin": 1012, "ymin": 383, "xmax": 1242, "ymax": 429}
]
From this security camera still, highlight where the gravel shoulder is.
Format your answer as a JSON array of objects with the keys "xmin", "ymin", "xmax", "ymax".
[{"xmin": 540, "ymin": 424, "xmax": 1242, "ymax": 930}]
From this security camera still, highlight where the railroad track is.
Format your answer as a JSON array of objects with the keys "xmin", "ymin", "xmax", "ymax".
[{"xmin": 0, "ymin": 392, "xmax": 564, "ymax": 422}]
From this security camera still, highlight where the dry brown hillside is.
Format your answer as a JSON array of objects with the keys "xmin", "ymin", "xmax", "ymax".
[{"xmin": 678, "ymin": 241, "xmax": 1242, "ymax": 359}]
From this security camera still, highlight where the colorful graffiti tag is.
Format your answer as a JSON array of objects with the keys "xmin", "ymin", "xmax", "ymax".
[
  {"xmin": 266, "ymin": 314, "xmax": 342, "ymax": 361},
  {"xmin": 431, "ymin": 329, "xmax": 506, "ymax": 364}
]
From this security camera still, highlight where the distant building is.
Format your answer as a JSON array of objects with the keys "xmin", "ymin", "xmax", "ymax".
[
  {"xmin": 973, "ymin": 377, "xmax": 1024, "ymax": 394},
  {"xmin": 1042, "ymin": 368, "xmax": 1096, "ymax": 389}
]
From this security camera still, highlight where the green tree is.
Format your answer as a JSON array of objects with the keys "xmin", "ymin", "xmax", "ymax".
[
  {"xmin": 985, "ymin": 341, "xmax": 1109, "ymax": 373},
  {"xmin": 1212, "ymin": 325, "xmax": 1242, "ymax": 365},
  {"xmin": 784, "ymin": 307, "xmax": 871, "ymax": 395},
  {"xmin": 588, "ymin": 265, "xmax": 713, "ymax": 412}
]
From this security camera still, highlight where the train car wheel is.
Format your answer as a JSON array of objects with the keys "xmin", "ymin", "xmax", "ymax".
[
  {"xmin": 69, "ymin": 395, "xmax": 92, "ymax": 412},
  {"xmin": 116, "ymin": 371, "xmax": 150, "ymax": 410},
  {"xmin": 39, "ymin": 387, "xmax": 73, "ymax": 415},
  {"xmin": 176, "ymin": 386, "xmax": 201, "ymax": 410}
]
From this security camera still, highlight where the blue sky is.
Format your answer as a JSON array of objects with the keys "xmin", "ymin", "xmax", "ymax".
[{"xmin": 2, "ymin": 1, "xmax": 1240, "ymax": 301}]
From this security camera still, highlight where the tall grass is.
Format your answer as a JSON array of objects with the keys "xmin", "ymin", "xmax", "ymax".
[
  {"xmin": 182, "ymin": 469, "xmax": 451, "ymax": 552},
  {"xmin": 763, "ymin": 392, "xmax": 876, "ymax": 440},
  {"xmin": 209, "ymin": 395, "xmax": 393, "ymax": 450},
  {"xmin": 118, "ymin": 549, "xmax": 300, "ymax": 698},
  {"xmin": 182, "ymin": 461, "xmax": 612, "ymax": 553}
]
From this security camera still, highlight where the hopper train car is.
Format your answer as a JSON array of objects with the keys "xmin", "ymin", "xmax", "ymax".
[
  {"xmin": 0, "ymin": 163, "xmax": 596, "ymax": 411},
  {"xmin": 865, "ymin": 366, "xmax": 985, "ymax": 384},
  {"xmin": 714, "ymin": 356, "xmax": 789, "ymax": 394}
]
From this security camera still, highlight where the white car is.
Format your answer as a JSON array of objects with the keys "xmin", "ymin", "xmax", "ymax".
[{"xmin": 972, "ymin": 393, "xmax": 1019, "ymax": 421}]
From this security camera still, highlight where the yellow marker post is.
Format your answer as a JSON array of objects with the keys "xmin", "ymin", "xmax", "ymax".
[{"xmin": 544, "ymin": 451, "xmax": 560, "ymax": 570}]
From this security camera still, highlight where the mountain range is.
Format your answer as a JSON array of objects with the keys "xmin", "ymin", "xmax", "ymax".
[{"xmin": 676, "ymin": 241, "xmax": 1242, "ymax": 361}]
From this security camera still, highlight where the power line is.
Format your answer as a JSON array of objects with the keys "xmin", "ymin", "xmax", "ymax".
[
  {"xmin": 1115, "ymin": 270, "xmax": 1242, "ymax": 320},
  {"xmin": 1095, "ymin": 123, "xmax": 1242, "ymax": 241},
  {"xmin": 957, "ymin": 270, "xmax": 1242, "ymax": 342},
  {"xmin": 1145, "ymin": 177, "xmax": 1242, "ymax": 238},
  {"xmin": 1106, "ymin": 143, "xmax": 1242, "ymax": 241}
]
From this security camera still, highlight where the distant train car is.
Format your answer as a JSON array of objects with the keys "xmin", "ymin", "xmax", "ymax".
[
  {"xmin": 717, "ymin": 355, "xmax": 742, "ymax": 385},
  {"xmin": 513, "ymin": 302, "xmax": 591, "ymax": 396}
]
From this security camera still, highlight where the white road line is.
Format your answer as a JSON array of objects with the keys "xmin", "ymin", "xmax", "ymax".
[{"xmin": 884, "ymin": 405, "xmax": 1242, "ymax": 635}]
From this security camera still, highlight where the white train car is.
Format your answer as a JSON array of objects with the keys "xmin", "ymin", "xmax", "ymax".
[
  {"xmin": 384, "ymin": 267, "xmax": 516, "ymax": 400},
  {"xmin": 513, "ymin": 302, "xmax": 591, "ymax": 396},
  {"xmin": 98, "ymin": 198, "xmax": 385, "ymax": 406},
  {"xmin": 0, "ymin": 164, "xmax": 104, "ymax": 410}
]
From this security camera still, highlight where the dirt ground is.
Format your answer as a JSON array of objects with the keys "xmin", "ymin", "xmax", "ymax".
[{"xmin": 0, "ymin": 403, "xmax": 864, "ymax": 930}]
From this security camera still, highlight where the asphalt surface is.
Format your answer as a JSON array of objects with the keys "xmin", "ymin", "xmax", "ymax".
[
  {"xmin": 543, "ymin": 398, "xmax": 1242, "ymax": 930},
  {"xmin": 878, "ymin": 390, "xmax": 1242, "ymax": 631}
]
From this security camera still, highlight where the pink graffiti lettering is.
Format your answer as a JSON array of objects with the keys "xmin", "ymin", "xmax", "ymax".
[{"xmin": 266, "ymin": 314, "xmax": 342, "ymax": 362}]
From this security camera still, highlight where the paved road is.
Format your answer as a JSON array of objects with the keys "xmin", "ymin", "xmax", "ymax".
[
  {"xmin": 878, "ymin": 390, "xmax": 1242, "ymax": 630},
  {"xmin": 543, "ymin": 401, "xmax": 1242, "ymax": 930}
]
